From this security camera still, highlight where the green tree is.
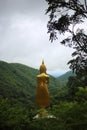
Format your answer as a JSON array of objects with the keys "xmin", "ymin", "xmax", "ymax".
[
  {"xmin": 66, "ymin": 76, "xmax": 83, "ymax": 100},
  {"xmin": 45, "ymin": 0, "xmax": 87, "ymax": 81},
  {"xmin": 76, "ymin": 86, "xmax": 87, "ymax": 101}
]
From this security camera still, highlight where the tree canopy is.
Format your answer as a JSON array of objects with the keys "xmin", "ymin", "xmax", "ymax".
[{"xmin": 45, "ymin": 0, "xmax": 87, "ymax": 80}]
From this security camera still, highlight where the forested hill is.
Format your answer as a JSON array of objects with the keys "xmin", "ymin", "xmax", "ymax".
[
  {"xmin": 58, "ymin": 71, "xmax": 75, "ymax": 83},
  {"xmin": 0, "ymin": 61, "xmax": 39, "ymax": 107},
  {"xmin": 0, "ymin": 61, "xmax": 87, "ymax": 130},
  {"xmin": 0, "ymin": 61, "xmax": 62, "ymax": 107}
]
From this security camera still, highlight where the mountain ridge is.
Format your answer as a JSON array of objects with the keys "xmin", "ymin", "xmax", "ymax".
[
  {"xmin": 0, "ymin": 60, "xmax": 75, "ymax": 107},
  {"xmin": 58, "ymin": 71, "xmax": 75, "ymax": 81},
  {"xmin": 0, "ymin": 61, "xmax": 63, "ymax": 106}
]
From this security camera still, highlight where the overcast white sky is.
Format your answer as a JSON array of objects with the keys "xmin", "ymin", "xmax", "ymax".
[{"xmin": 0, "ymin": 0, "xmax": 86, "ymax": 76}]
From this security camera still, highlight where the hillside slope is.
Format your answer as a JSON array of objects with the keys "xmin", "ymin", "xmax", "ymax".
[
  {"xmin": 0, "ymin": 61, "xmax": 62, "ymax": 107},
  {"xmin": 0, "ymin": 61, "xmax": 39, "ymax": 106},
  {"xmin": 58, "ymin": 71, "xmax": 75, "ymax": 83}
]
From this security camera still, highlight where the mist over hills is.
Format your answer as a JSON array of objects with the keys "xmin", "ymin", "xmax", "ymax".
[{"xmin": 48, "ymin": 71, "xmax": 74, "ymax": 78}]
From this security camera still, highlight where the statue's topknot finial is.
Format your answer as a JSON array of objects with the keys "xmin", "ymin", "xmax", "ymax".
[{"xmin": 42, "ymin": 59, "xmax": 44, "ymax": 64}]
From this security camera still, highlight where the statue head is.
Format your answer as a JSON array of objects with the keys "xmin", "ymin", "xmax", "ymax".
[{"xmin": 40, "ymin": 60, "xmax": 47, "ymax": 74}]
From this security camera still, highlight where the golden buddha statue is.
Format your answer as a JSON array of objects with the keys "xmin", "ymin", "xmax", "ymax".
[{"xmin": 36, "ymin": 60, "xmax": 50, "ymax": 108}]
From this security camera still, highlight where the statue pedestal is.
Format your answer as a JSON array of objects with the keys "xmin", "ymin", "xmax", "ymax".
[
  {"xmin": 37, "ymin": 108, "xmax": 48, "ymax": 118},
  {"xmin": 33, "ymin": 108, "xmax": 56, "ymax": 119}
]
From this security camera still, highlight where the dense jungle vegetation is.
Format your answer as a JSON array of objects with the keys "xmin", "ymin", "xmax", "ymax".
[{"xmin": 0, "ymin": 61, "xmax": 87, "ymax": 130}]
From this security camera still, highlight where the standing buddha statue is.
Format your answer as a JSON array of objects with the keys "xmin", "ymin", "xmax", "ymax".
[{"xmin": 36, "ymin": 60, "xmax": 50, "ymax": 108}]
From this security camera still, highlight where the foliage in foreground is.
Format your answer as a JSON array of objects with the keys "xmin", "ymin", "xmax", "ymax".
[
  {"xmin": 0, "ymin": 88, "xmax": 87, "ymax": 130},
  {"xmin": 0, "ymin": 61, "xmax": 87, "ymax": 130},
  {"xmin": 45, "ymin": 0, "xmax": 87, "ymax": 84}
]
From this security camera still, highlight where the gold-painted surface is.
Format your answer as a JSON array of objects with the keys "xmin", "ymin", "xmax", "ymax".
[
  {"xmin": 36, "ymin": 61, "xmax": 50, "ymax": 108},
  {"xmin": 40, "ymin": 60, "xmax": 46, "ymax": 74}
]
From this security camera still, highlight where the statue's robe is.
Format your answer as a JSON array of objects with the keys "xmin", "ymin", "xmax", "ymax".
[{"xmin": 36, "ymin": 73, "xmax": 50, "ymax": 108}]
